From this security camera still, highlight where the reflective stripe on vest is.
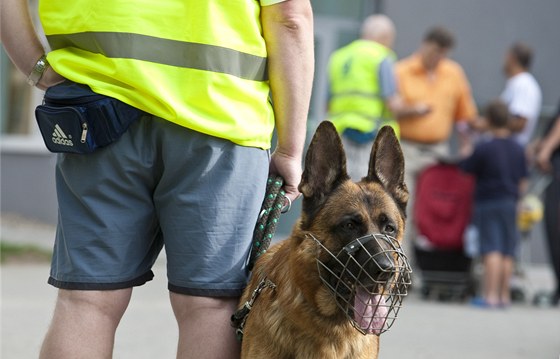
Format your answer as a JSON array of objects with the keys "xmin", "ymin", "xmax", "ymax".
[
  {"xmin": 39, "ymin": 1, "xmax": 274, "ymax": 149},
  {"xmin": 47, "ymin": 32, "xmax": 268, "ymax": 82},
  {"xmin": 328, "ymin": 40, "xmax": 395, "ymax": 134}
]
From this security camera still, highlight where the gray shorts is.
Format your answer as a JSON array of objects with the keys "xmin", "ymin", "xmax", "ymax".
[
  {"xmin": 473, "ymin": 198, "xmax": 519, "ymax": 257},
  {"xmin": 49, "ymin": 115, "xmax": 269, "ymax": 296}
]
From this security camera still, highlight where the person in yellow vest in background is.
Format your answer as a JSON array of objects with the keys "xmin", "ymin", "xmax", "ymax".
[
  {"xmin": 1, "ymin": 0, "xmax": 314, "ymax": 358},
  {"xmin": 327, "ymin": 14, "xmax": 430, "ymax": 180}
]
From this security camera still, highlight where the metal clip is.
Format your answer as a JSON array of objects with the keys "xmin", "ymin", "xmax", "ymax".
[
  {"xmin": 231, "ymin": 277, "xmax": 276, "ymax": 341},
  {"xmin": 80, "ymin": 122, "xmax": 88, "ymax": 143}
]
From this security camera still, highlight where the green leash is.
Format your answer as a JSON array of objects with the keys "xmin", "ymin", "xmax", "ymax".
[
  {"xmin": 231, "ymin": 175, "xmax": 287, "ymax": 341},
  {"xmin": 247, "ymin": 175, "xmax": 287, "ymax": 271}
]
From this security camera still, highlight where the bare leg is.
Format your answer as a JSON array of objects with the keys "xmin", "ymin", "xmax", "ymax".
[
  {"xmin": 482, "ymin": 252, "xmax": 502, "ymax": 306},
  {"xmin": 40, "ymin": 288, "xmax": 133, "ymax": 359},
  {"xmin": 170, "ymin": 293, "xmax": 241, "ymax": 359},
  {"xmin": 500, "ymin": 255, "xmax": 515, "ymax": 306}
]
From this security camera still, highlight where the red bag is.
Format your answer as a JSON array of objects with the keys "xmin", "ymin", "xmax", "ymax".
[{"xmin": 414, "ymin": 164, "xmax": 475, "ymax": 250}]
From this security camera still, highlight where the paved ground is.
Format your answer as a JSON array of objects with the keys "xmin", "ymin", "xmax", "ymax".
[{"xmin": 2, "ymin": 214, "xmax": 559, "ymax": 358}]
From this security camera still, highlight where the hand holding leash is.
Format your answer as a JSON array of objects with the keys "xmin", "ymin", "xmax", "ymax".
[{"xmin": 268, "ymin": 150, "xmax": 303, "ymax": 205}]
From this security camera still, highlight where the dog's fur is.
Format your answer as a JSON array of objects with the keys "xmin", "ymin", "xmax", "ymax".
[{"xmin": 238, "ymin": 122, "xmax": 409, "ymax": 359}]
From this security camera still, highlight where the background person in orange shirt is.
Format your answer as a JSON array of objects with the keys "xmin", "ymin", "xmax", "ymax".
[{"xmin": 395, "ymin": 26, "xmax": 478, "ymax": 259}]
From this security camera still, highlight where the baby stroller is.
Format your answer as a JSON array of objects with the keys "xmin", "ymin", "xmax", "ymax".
[
  {"xmin": 514, "ymin": 173, "xmax": 551, "ymax": 305},
  {"xmin": 413, "ymin": 163, "xmax": 476, "ymax": 301}
]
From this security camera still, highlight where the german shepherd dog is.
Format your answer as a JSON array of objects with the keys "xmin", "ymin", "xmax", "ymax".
[{"xmin": 236, "ymin": 122, "xmax": 411, "ymax": 359}]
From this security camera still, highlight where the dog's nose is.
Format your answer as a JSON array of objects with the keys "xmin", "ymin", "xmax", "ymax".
[{"xmin": 370, "ymin": 252, "xmax": 395, "ymax": 282}]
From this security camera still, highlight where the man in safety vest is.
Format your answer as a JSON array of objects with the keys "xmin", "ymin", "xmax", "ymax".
[
  {"xmin": 1, "ymin": 0, "xmax": 314, "ymax": 358},
  {"xmin": 327, "ymin": 14, "xmax": 430, "ymax": 180}
]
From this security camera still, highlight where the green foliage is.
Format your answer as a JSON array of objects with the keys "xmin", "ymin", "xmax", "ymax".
[{"xmin": 0, "ymin": 241, "xmax": 52, "ymax": 263}]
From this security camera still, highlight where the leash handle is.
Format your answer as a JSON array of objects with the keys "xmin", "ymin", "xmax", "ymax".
[{"xmin": 247, "ymin": 175, "xmax": 285, "ymax": 271}]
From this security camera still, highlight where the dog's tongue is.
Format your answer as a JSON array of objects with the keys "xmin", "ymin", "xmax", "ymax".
[{"xmin": 354, "ymin": 288, "xmax": 388, "ymax": 335}]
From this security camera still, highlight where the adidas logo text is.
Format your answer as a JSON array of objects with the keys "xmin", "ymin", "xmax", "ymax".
[{"xmin": 52, "ymin": 124, "xmax": 74, "ymax": 147}]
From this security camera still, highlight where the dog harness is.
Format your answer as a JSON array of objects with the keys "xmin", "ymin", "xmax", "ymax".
[{"xmin": 231, "ymin": 277, "xmax": 276, "ymax": 341}]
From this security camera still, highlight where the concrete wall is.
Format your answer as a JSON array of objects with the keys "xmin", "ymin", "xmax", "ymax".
[
  {"xmin": 385, "ymin": 0, "xmax": 560, "ymax": 114},
  {"xmin": 0, "ymin": 138, "xmax": 58, "ymax": 223}
]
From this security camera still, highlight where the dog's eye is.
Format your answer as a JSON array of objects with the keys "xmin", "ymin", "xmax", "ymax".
[
  {"xmin": 344, "ymin": 221, "xmax": 356, "ymax": 231},
  {"xmin": 341, "ymin": 217, "xmax": 361, "ymax": 232},
  {"xmin": 383, "ymin": 224, "xmax": 396, "ymax": 235},
  {"xmin": 379, "ymin": 214, "xmax": 396, "ymax": 235}
]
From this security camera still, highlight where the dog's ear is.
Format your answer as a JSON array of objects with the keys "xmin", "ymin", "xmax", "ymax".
[
  {"xmin": 365, "ymin": 126, "xmax": 408, "ymax": 212},
  {"xmin": 299, "ymin": 121, "xmax": 349, "ymax": 220}
]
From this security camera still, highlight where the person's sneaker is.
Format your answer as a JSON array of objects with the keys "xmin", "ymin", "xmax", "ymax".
[{"xmin": 470, "ymin": 297, "xmax": 500, "ymax": 309}]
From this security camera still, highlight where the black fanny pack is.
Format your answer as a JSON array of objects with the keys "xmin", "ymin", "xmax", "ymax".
[{"xmin": 35, "ymin": 81, "xmax": 145, "ymax": 154}]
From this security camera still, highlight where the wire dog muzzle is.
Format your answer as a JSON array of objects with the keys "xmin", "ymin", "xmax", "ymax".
[{"xmin": 307, "ymin": 233, "xmax": 412, "ymax": 336}]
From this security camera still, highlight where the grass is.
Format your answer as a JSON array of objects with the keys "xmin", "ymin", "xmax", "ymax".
[{"xmin": 0, "ymin": 241, "xmax": 52, "ymax": 264}]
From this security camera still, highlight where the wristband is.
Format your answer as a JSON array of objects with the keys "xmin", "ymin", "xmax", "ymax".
[{"xmin": 27, "ymin": 54, "xmax": 49, "ymax": 87}]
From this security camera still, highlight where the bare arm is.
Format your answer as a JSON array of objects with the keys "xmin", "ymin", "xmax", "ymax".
[
  {"xmin": 535, "ymin": 115, "xmax": 560, "ymax": 172},
  {"xmin": 387, "ymin": 95, "xmax": 431, "ymax": 119},
  {"xmin": 261, "ymin": 0, "xmax": 314, "ymax": 202},
  {"xmin": 380, "ymin": 60, "xmax": 430, "ymax": 119},
  {"xmin": 1, "ymin": 0, "xmax": 63, "ymax": 89},
  {"xmin": 509, "ymin": 115, "xmax": 528, "ymax": 134}
]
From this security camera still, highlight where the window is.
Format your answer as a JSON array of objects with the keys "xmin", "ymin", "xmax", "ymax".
[
  {"xmin": 311, "ymin": 0, "xmax": 381, "ymax": 18},
  {"xmin": 1, "ymin": 0, "xmax": 45, "ymax": 137}
]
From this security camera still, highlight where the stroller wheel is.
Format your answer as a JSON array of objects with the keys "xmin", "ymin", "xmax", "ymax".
[
  {"xmin": 510, "ymin": 287, "xmax": 526, "ymax": 303},
  {"xmin": 532, "ymin": 291, "xmax": 559, "ymax": 307},
  {"xmin": 420, "ymin": 286, "xmax": 431, "ymax": 300},
  {"xmin": 437, "ymin": 291, "xmax": 453, "ymax": 302}
]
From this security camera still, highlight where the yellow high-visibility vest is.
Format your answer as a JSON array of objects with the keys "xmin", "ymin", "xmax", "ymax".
[
  {"xmin": 328, "ymin": 40, "xmax": 399, "ymax": 137},
  {"xmin": 39, "ymin": 1, "xmax": 274, "ymax": 149}
]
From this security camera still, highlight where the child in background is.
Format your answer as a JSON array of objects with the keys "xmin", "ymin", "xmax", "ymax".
[{"xmin": 459, "ymin": 99, "xmax": 528, "ymax": 308}]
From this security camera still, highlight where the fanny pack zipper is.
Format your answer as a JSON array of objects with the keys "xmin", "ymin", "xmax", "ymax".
[{"xmin": 80, "ymin": 122, "xmax": 88, "ymax": 143}]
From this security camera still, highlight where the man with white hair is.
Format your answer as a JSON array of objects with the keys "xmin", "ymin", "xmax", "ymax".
[{"xmin": 327, "ymin": 14, "xmax": 429, "ymax": 180}]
